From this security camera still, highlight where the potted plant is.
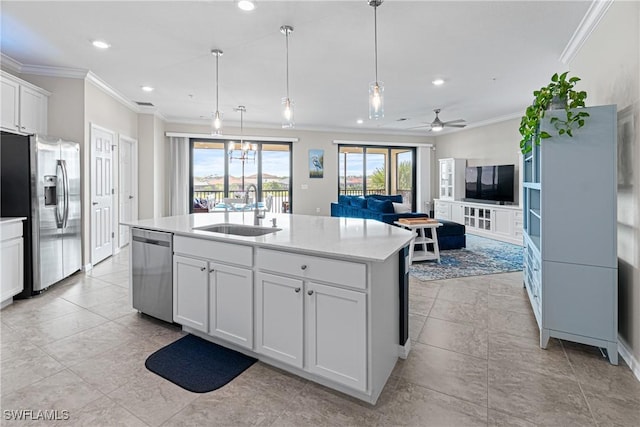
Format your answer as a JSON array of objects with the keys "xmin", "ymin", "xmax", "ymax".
[{"xmin": 519, "ymin": 72, "xmax": 589, "ymax": 154}]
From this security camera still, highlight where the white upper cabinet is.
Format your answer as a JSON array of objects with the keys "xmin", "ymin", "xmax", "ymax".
[
  {"xmin": 438, "ymin": 158, "xmax": 466, "ymax": 200},
  {"xmin": 0, "ymin": 71, "xmax": 49, "ymax": 135}
]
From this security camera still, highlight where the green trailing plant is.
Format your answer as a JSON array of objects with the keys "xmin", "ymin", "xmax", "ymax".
[{"xmin": 519, "ymin": 72, "xmax": 590, "ymax": 155}]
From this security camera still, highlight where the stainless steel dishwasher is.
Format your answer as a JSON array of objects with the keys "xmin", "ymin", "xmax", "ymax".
[{"xmin": 132, "ymin": 228, "xmax": 173, "ymax": 323}]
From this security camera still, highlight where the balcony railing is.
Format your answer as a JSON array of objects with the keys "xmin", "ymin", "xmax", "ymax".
[{"xmin": 193, "ymin": 189, "xmax": 290, "ymax": 213}]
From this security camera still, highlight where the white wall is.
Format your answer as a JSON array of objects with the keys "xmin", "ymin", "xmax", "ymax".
[
  {"xmin": 165, "ymin": 122, "xmax": 434, "ymax": 216},
  {"xmin": 433, "ymin": 118, "xmax": 522, "ymax": 205},
  {"xmin": 570, "ymin": 0, "xmax": 640, "ymax": 372}
]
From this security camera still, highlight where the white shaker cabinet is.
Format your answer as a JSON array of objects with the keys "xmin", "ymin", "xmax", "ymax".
[
  {"xmin": 305, "ymin": 281, "xmax": 366, "ymax": 389},
  {"xmin": 208, "ymin": 262, "xmax": 253, "ymax": 348},
  {"xmin": 173, "ymin": 235, "xmax": 254, "ymax": 349},
  {"xmin": 256, "ymin": 272, "xmax": 304, "ymax": 368},
  {"xmin": 1, "ymin": 219, "xmax": 26, "ymax": 307},
  {"xmin": 173, "ymin": 255, "xmax": 208, "ymax": 332},
  {"xmin": 1, "ymin": 71, "xmax": 49, "ymax": 135},
  {"xmin": 256, "ymin": 248, "xmax": 367, "ymax": 392}
]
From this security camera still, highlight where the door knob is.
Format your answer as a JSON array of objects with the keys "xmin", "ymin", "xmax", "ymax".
[
  {"xmin": 200, "ymin": 267, "xmax": 206, "ymax": 271},
  {"xmin": 129, "ymin": 195, "xmax": 134, "ymax": 199},
  {"xmin": 300, "ymin": 265, "xmax": 307, "ymax": 270},
  {"xmin": 307, "ymin": 290, "xmax": 314, "ymax": 296},
  {"xmin": 294, "ymin": 287, "xmax": 301, "ymax": 293}
]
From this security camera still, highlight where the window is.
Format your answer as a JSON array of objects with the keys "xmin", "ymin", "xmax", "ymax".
[
  {"xmin": 190, "ymin": 140, "xmax": 292, "ymax": 213},
  {"xmin": 338, "ymin": 145, "xmax": 416, "ymax": 209}
]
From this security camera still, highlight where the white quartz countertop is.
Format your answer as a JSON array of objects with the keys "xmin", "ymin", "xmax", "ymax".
[
  {"xmin": 0, "ymin": 217, "xmax": 27, "ymax": 224},
  {"xmin": 122, "ymin": 212, "xmax": 414, "ymax": 263}
]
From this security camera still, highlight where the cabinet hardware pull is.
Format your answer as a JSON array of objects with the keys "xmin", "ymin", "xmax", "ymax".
[
  {"xmin": 92, "ymin": 202, "xmax": 98, "ymax": 205},
  {"xmin": 200, "ymin": 267, "xmax": 206, "ymax": 271},
  {"xmin": 294, "ymin": 287, "xmax": 301, "ymax": 293},
  {"xmin": 300, "ymin": 265, "xmax": 307, "ymax": 270},
  {"xmin": 209, "ymin": 269, "xmax": 215, "ymax": 273},
  {"xmin": 307, "ymin": 290, "xmax": 314, "ymax": 295}
]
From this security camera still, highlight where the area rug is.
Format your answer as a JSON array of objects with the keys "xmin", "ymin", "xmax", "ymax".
[
  {"xmin": 409, "ymin": 234, "xmax": 523, "ymax": 281},
  {"xmin": 145, "ymin": 334, "xmax": 256, "ymax": 393}
]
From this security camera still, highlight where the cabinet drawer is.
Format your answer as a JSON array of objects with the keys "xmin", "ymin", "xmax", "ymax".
[
  {"xmin": 174, "ymin": 236, "xmax": 252, "ymax": 267},
  {"xmin": 1, "ymin": 222, "xmax": 23, "ymax": 241},
  {"xmin": 257, "ymin": 248, "xmax": 366, "ymax": 290}
]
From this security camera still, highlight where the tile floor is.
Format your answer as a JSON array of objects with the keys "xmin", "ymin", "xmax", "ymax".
[{"xmin": 1, "ymin": 248, "xmax": 639, "ymax": 426}]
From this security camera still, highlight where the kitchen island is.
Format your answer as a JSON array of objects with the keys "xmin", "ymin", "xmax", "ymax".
[{"xmin": 123, "ymin": 212, "xmax": 413, "ymax": 404}]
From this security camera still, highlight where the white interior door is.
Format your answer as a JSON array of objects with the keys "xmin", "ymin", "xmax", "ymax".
[
  {"xmin": 119, "ymin": 135, "xmax": 137, "ymax": 248},
  {"xmin": 91, "ymin": 124, "xmax": 114, "ymax": 265}
]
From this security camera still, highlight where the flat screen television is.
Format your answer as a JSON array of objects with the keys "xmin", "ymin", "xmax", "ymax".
[{"xmin": 465, "ymin": 164, "xmax": 515, "ymax": 203}]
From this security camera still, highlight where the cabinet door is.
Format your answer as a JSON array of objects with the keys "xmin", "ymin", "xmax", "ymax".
[
  {"xmin": 451, "ymin": 203, "xmax": 464, "ymax": 224},
  {"xmin": 1, "ymin": 237, "xmax": 24, "ymax": 301},
  {"xmin": 306, "ymin": 281, "xmax": 367, "ymax": 391},
  {"xmin": 209, "ymin": 262, "xmax": 253, "ymax": 349},
  {"xmin": 256, "ymin": 272, "xmax": 304, "ymax": 368},
  {"xmin": 19, "ymin": 85, "xmax": 45, "ymax": 134},
  {"xmin": 173, "ymin": 255, "xmax": 208, "ymax": 332},
  {"xmin": 1, "ymin": 78, "xmax": 20, "ymax": 132}
]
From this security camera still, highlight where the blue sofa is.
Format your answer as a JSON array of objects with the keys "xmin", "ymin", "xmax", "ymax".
[{"xmin": 330, "ymin": 195, "xmax": 466, "ymax": 250}]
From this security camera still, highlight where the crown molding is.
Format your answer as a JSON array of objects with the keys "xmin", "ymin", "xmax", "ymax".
[
  {"xmin": 559, "ymin": 0, "xmax": 613, "ymax": 64},
  {"xmin": 20, "ymin": 64, "xmax": 89, "ymax": 79},
  {"xmin": 86, "ymin": 71, "xmax": 139, "ymax": 113},
  {"xmin": 0, "ymin": 53, "xmax": 23, "ymax": 73}
]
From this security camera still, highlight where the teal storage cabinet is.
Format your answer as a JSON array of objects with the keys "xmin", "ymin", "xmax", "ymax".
[{"xmin": 522, "ymin": 105, "xmax": 618, "ymax": 364}]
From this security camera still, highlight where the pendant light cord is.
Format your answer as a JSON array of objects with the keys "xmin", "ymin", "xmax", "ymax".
[
  {"xmin": 215, "ymin": 54, "xmax": 219, "ymax": 110},
  {"xmin": 374, "ymin": 4, "xmax": 378, "ymax": 84},
  {"xmin": 285, "ymin": 30, "xmax": 290, "ymax": 98}
]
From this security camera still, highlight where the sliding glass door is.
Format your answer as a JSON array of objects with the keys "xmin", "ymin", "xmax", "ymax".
[
  {"xmin": 338, "ymin": 145, "xmax": 416, "ymax": 209},
  {"xmin": 190, "ymin": 140, "xmax": 292, "ymax": 213}
]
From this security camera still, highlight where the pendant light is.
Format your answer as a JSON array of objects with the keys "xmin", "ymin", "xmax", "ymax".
[
  {"xmin": 280, "ymin": 25, "xmax": 294, "ymax": 129},
  {"xmin": 228, "ymin": 106, "xmax": 256, "ymax": 191},
  {"xmin": 368, "ymin": 0, "xmax": 384, "ymax": 120},
  {"xmin": 211, "ymin": 49, "xmax": 223, "ymax": 135}
]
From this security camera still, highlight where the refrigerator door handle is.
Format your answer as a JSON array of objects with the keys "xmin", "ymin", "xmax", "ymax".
[
  {"xmin": 60, "ymin": 159, "xmax": 70, "ymax": 229},
  {"xmin": 55, "ymin": 161, "xmax": 65, "ymax": 228}
]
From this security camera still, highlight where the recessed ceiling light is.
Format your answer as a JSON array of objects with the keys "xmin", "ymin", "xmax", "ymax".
[
  {"xmin": 141, "ymin": 86, "xmax": 154, "ymax": 92},
  {"xmin": 92, "ymin": 40, "xmax": 110, "ymax": 49},
  {"xmin": 432, "ymin": 78, "xmax": 445, "ymax": 86},
  {"xmin": 356, "ymin": 119, "xmax": 364, "ymax": 124},
  {"xmin": 237, "ymin": 0, "xmax": 255, "ymax": 11}
]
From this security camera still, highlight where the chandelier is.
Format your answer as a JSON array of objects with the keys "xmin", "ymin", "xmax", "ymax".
[{"xmin": 228, "ymin": 106, "xmax": 256, "ymax": 190}]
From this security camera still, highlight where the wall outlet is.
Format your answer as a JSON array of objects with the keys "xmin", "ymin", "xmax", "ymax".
[
  {"xmin": 301, "ymin": 184, "xmax": 308, "ymax": 190},
  {"xmin": 316, "ymin": 207, "xmax": 320, "ymax": 213}
]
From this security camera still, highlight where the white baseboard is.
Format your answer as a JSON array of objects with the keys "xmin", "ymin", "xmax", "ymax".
[
  {"xmin": 618, "ymin": 335, "xmax": 640, "ymax": 383},
  {"xmin": 83, "ymin": 263, "xmax": 93, "ymax": 272}
]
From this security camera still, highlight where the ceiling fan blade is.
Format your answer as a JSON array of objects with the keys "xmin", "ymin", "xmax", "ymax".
[
  {"xmin": 446, "ymin": 124, "xmax": 467, "ymax": 128},
  {"xmin": 443, "ymin": 119, "xmax": 466, "ymax": 125}
]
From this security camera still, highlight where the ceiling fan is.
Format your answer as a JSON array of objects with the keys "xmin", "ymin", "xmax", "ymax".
[{"xmin": 411, "ymin": 109, "xmax": 467, "ymax": 132}]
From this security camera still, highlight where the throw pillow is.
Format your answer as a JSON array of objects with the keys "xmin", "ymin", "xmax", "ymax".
[
  {"xmin": 367, "ymin": 198, "xmax": 395, "ymax": 213},
  {"xmin": 392, "ymin": 202, "xmax": 412, "ymax": 213},
  {"xmin": 368, "ymin": 194, "xmax": 403, "ymax": 203},
  {"xmin": 350, "ymin": 197, "xmax": 368, "ymax": 209}
]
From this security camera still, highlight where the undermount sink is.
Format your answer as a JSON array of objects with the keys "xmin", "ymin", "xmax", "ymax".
[{"xmin": 196, "ymin": 223, "xmax": 281, "ymax": 237}]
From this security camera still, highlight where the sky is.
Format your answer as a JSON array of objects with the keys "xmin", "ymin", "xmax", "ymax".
[{"xmin": 193, "ymin": 148, "xmax": 291, "ymax": 178}]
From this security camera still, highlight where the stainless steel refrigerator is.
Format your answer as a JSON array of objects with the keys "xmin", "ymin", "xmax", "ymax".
[{"xmin": 1, "ymin": 132, "xmax": 82, "ymax": 297}]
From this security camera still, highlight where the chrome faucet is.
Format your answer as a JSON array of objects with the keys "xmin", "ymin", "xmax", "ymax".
[{"xmin": 245, "ymin": 184, "xmax": 265, "ymax": 225}]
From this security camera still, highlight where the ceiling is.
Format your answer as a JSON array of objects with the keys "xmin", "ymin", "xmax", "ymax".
[{"xmin": 1, "ymin": 1, "xmax": 593, "ymax": 135}]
